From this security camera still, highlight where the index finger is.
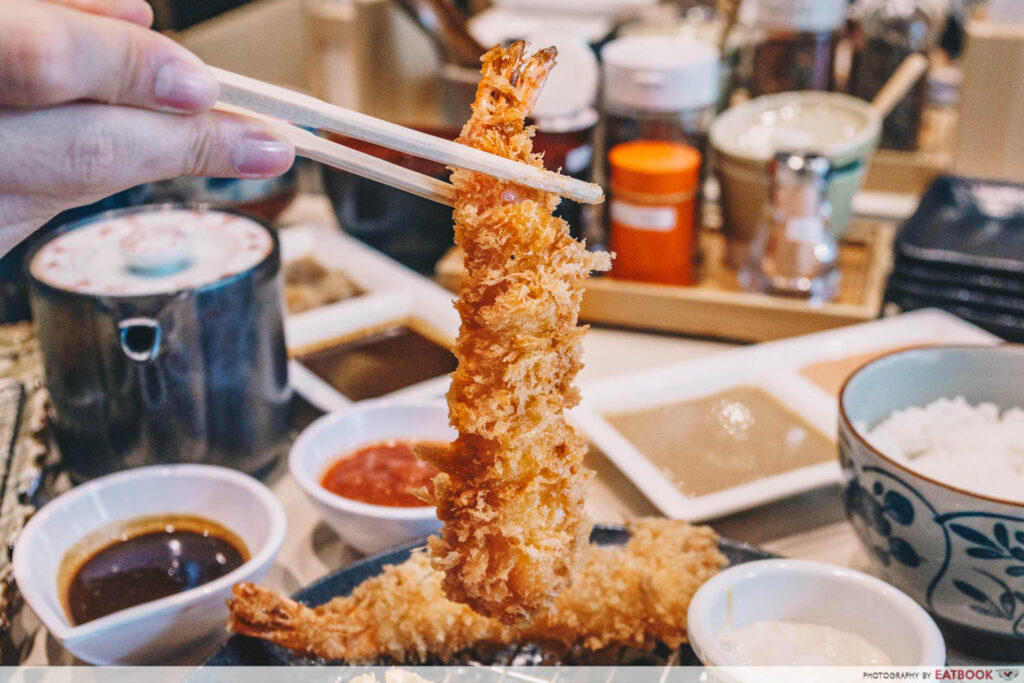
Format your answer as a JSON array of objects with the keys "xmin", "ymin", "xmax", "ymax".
[
  {"xmin": 0, "ymin": 0, "xmax": 217, "ymax": 112},
  {"xmin": 38, "ymin": 0, "xmax": 154, "ymax": 27}
]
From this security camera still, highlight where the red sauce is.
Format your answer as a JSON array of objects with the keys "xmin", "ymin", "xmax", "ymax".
[{"xmin": 320, "ymin": 440, "xmax": 442, "ymax": 507}]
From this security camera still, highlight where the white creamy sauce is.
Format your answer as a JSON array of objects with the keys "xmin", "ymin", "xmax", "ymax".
[{"xmin": 718, "ymin": 620, "xmax": 892, "ymax": 665}]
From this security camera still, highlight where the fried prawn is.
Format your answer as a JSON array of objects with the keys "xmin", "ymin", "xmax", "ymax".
[
  {"xmin": 417, "ymin": 42, "xmax": 611, "ymax": 625},
  {"xmin": 227, "ymin": 519, "xmax": 727, "ymax": 663}
]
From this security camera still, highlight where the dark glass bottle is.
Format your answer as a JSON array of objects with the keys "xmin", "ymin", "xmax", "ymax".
[
  {"xmin": 750, "ymin": 0, "xmax": 848, "ymax": 96},
  {"xmin": 848, "ymin": 0, "xmax": 946, "ymax": 150}
]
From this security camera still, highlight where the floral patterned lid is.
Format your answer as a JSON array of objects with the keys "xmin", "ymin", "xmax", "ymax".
[{"xmin": 30, "ymin": 208, "xmax": 274, "ymax": 296}]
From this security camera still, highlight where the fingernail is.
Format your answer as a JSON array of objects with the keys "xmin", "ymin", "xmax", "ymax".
[
  {"xmin": 154, "ymin": 60, "xmax": 218, "ymax": 111},
  {"xmin": 232, "ymin": 132, "xmax": 293, "ymax": 177}
]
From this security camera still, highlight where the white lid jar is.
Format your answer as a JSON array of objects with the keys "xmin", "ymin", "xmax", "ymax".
[
  {"xmin": 750, "ymin": 0, "xmax": 847, "ymax": 96},
  {"xmin": 600, "ymin": 35, "xmax": 719, "ymax": 187},
  {"xmin": 756, "ymin": 0, "xmax": 848, "ymax": 33},
  {"xmin": 601, "ymin": 35, "xmax": 721, "ymax": 113}
]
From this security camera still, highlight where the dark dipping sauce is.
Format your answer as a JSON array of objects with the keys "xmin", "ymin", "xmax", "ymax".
[
  {"xmin": 62, "ymin": 515, "xmax": 248, "ymax": 626},
  {"xmin": 320, "ymin": 440, "xmax": 443, "ymax": 507},
  {"xmin": 298, "ymin": 325, "xmax": 457, "ymax": 401}
]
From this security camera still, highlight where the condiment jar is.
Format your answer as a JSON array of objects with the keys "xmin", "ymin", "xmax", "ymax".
[
  {"xmin": 848, "ymin": 0, "xmax": 947, "ymax": 150},
  {"xmin": 529, "ymin": 29, "xmax": 600, "ymax": 241},
  {"xmin": 600, "ymin": 35, "xmax": 721, "ymax": 172},
  {"xmin": 151, "ymin": 170, "xmax": 300, "ymax": 223},
  {"xmin": 27, "ymin": 205, "xmax": 291, "ymax": 482},
  {"xmin": 608, "ymin": 141, "xmax": 702, "ymax": 286},
  {"xmin": 739, "ymin": 152, "xmax": 840, "ymax": 302},
  {"xmin": 532, "ymin": 111, "xmax": 598, "ymax": 241},
  {"xmin": 617, "ymin": 8, "xmax": 756, "ymax": 115},
  {"xmin": 750, "ymin": 0, "xmax": 848, "ymax": 96}
]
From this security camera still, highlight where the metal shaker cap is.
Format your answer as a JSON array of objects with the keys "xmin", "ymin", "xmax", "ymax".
[{"xmin": 771, "ymin": 151, "xmax": 831, "ymax": 185}]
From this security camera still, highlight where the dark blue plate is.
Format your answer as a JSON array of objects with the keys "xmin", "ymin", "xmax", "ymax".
[
  {"xmin": 884, "ymin": 291, "xmax": 1022, "ymax": 341},
  {"xmin": 887, "ymin": 274, "xmax": 1024, "ymax": 315},
  {"xmin": 891, "ymin": 255, "xmax": 1024, "ymax": 296},
  {"xmin": 204, "ymin": 525, "xmax": 774, "ymax": 666},
  {"xmin": 895, "ymin": 176, "xmax": 1024, "ymax": 276}
]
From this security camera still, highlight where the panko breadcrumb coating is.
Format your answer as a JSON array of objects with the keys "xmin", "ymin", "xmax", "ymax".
[
  {"xmin": 418, "ymin": 42, "xmax": 611, "ymax": 625},
  {"xmin": 227, "ymin": 519, "xmax": 727, "ymax": 663}
]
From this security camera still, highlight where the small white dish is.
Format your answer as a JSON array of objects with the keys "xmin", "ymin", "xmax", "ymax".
[
  {"xmin": 575, "ymin": 367, "xmax": 838, "ymax": 521},
  {"xmin": 290, "ymin": 397, "xmax": 452, "ymax": 554},
  {"xmin": 575, "ymin": 309, "xmax": 998, "ymax": 521},
  {"xmin": 687, "ymin": 559, "xmax": 946, "ymax": 667},
  {"xmin": 13, "ymin": 464, "xmax": 286, "ymax": 665},
  {"xmin": 279, "ymin": 226, "xmax": 459, "ymax": 412}
]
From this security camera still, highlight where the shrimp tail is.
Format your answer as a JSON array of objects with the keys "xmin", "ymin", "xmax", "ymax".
[{"xmin": 227, "ymin": 582, "xmax": 319, "ymax": 654}]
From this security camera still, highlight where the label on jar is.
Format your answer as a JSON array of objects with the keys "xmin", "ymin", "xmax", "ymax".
[
  {"xmin": 610, "ymin": 200, "xmax": 677, "ymax": 232},
  {"xmin": 785, "ymin": 216, "xmax": 826, "ymax": 244}
]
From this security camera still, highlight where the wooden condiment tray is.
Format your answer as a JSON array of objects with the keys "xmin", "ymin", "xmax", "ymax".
[{"xmin": 435, "ymin": 218, "xmax": 895, "ymax": 343}]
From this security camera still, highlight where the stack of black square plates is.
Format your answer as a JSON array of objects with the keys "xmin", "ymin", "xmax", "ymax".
[{"xmin": 885, "ymin": 175, "xmax": 1024, "ymax": 341}]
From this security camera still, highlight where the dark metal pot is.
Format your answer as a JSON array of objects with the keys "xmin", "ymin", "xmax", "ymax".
[
  {"xmin": 26, "ymin": 205, "xmax": 291, "ymax": 482},
  {"xmin": 320, "ymin": 127, "xmax": 457, "ymax": 274}
]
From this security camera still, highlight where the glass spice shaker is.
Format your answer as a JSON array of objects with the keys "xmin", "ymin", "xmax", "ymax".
[
  {"xmin": 848, "ymin": 0, "xmax": 947, "ymax": 151},
  {"xmin": 750, "ymin": 0, "xmax": 848, "ymax": 96},
  {"xmin": 739, "ymin": 151, "xmax": 840, "ymax": 303}
]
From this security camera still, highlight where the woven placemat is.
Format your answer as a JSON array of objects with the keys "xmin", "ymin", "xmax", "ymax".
[{"xmin": 0, "ymin": 322, "xmax": 52, "ymax": 664}]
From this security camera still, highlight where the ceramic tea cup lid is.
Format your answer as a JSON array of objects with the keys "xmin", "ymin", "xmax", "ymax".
[{"xmin": 30, "ymin": 206, "xmax": 273, "ymax": 296}]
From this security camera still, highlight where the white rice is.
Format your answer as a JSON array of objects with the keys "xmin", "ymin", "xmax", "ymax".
[{"xmin": 862, "ymin": 396, "xmax": 1024, "ymax": 504}]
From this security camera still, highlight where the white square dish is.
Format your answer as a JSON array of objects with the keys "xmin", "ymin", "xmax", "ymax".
[
  {"xmin": 574, "ymin": 309, "xmax": 1000, "ymax": 521},
  {"xmin": 575, "ymin": 367, "xmax": 838, "ymax": 521},
  {"xmin": 278, "ymin": 226, "xmax": 458, "ymax": 410}
]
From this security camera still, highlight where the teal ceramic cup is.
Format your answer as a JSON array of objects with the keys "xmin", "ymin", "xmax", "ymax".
[{"xmin": 710, "ymin": 92, "xmax": 881, "ymax": 268}]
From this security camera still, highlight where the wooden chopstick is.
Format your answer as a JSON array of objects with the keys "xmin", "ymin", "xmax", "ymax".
[
  {"xmin": 870, "ymin": 53, "xmax": 930, "ymax": 119},
  {"xmin": 210, "ymin": 67, "xmax": 605, "ymax": 205},
  {"xmin": 216, "ymin": 103, "xmax": 456, "ymax": 206}
]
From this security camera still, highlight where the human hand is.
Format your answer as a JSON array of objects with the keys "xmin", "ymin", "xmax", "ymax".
[{"xmin": 0, "ymin": 0, "xmax": 295, "ymax": 256}]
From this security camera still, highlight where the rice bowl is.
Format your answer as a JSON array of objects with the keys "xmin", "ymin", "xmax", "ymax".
[{"xmin": 838, "ymin": 344, "xmax": 1024, "ymax": 660}]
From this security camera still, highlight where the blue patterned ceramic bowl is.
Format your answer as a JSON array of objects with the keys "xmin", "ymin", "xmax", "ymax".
[{"xmin": 839, "ymin": 344, "xmax": 1024, "ymax": 660}]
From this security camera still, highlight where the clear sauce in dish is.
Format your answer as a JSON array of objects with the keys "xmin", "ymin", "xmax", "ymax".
[
  {"xmin": 320, "ymin": 439, "xmax": 443, "ymax": 507},
  {"xmin": 604, "ymin": 386, "xmax": 834, "ymax": 497}
]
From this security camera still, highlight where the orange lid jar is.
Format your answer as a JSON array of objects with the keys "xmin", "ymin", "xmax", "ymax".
[{"xmin": 608, "ymin": 141, "xmax": 701, "ymax": 286}]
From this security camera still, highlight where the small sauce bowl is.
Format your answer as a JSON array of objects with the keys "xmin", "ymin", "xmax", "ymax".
[
  {"xmin": 13, "ymin": 464, "xmax": 285, "ymax": 665},
  {"xmin": 687, "ymin": 559, "xmax": 946, "ymax": 668},
  {"xmin": 289, "ymin": 398, "xmax": 451, "ymax": 554}
]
